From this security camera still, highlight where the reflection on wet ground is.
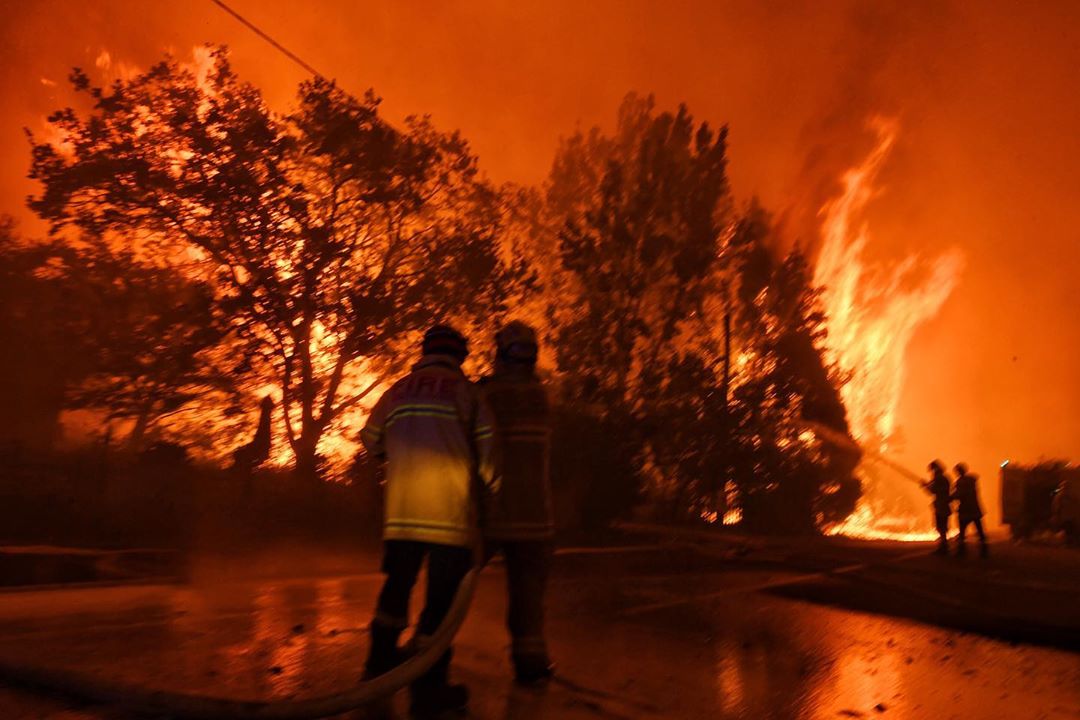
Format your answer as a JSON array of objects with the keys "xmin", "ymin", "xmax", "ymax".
[{"xmin": 0, "ymin": 549, "xmax": 1077, "ymax": 719}]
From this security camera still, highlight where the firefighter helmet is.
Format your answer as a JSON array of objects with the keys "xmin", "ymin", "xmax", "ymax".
[
  {"xmin": 496, "ymin": 321, "xmax": 539, "ymax": 363},
  {"xmin": 423, "ymin": 324, "xmax": 468, "ymax": 362}
]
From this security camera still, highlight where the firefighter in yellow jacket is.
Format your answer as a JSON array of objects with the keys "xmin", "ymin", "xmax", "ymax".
[
  {"xmin": 479, "ymin": 321, "xmax": 556, "ymax": 684},
  {"xmin": 360, "ymin": 325, "xmax": 497, "ymax": 717}
]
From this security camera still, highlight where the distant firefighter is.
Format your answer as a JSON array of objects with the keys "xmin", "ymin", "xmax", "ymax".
[
  {"xmin": 359, "ymin": 324, "xmax": 497, "ymax": 717},
  {"xmin": 952, "ymin": 462, "xmax": 988, "ymax": 558},
  {"xmin": 479, "ymin": 321, "xmax": 556, "ymax": 684},
  {"xmin": 923, "ymin": 460, "xmax": 951, "ymax": 555},
  {"xmin": 231, "ymin": 395, "xmax": 274, "ymax": 473}
]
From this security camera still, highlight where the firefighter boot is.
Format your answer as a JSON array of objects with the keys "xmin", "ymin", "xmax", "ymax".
[
  {"xmin": 980, "ymin": 542, "xmax": 989, "ymax": 559},
  {"xmin": 361, "ymin": 621, "xmax": 406, "ymax": 719},
  {"xmin": 409, "ymin": 682, "xmax": 469, "ymax": 719},
  {"xmin": 363, "ymin": 620, "xmax": 405, "ymax": 680},
  {"xmin": 512, "ymin": 637, "xmax": 554, "ymax": 685},
  {"xmin": 409, "ymin": 641, "xmax": 468, "ymax": 718},
  {"xmin": 514, "ymin": 657, "xmax": 554, "ymax": 685}
]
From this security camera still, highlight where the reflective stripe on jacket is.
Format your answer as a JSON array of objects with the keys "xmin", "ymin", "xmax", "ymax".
[
  {"xmin": 479, "ymin": 369, "xmax": 554, "ymax": 540},
  {"xmin": 361, "ymin": 354, "xmax": 498, "ymax": 547}
]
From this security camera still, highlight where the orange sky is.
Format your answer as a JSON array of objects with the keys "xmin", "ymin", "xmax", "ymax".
[{"xmin": 2, "ymin": 0, "xmax": 1078, "ymax": 521}]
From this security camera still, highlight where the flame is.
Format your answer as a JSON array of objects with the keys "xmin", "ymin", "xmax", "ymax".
[
  {"xmin": 816, "ymin": 119, "xmax": 964, "ymax": 541},
  {"xmin": 93, "ymin": 48, "xmax": 140, "ymax": 82},
  {"xmin": 824, "ymin": 503, "xmax": 942, "ymax": 542},
  {"xmin": 48, "ymin": 46, "xmax": 383, "ymax": 479},
  {"xmin": 700, "ymin": 507, "xmax": 744, "ymax": 526}
]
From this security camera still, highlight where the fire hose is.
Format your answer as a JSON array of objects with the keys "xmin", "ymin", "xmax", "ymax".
[
  {"xmin": 0, "ymin": 567, "xmax": 479, "ymax": 719},
  {"xmin": 797, "ymin": 420, "xmax": 926, "ymax": 485}
]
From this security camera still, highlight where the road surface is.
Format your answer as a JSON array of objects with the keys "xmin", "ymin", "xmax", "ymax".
[{"xmin": 0, "ymin": 541, "xmax": 1077, "ymax": 719}]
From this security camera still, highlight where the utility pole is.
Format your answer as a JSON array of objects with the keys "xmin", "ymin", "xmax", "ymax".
[
  {"xmin": 718, "ymin": 281, "xmax": 733, "ymax": 520},
  {"xmin": 722, "ymin": 303, "xmax": 731, "ymax": 409}
]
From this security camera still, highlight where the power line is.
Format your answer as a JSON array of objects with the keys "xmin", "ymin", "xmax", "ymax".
[{"xmin": 209, "ymin": 0, "xmax": 327, "ymax": 80}]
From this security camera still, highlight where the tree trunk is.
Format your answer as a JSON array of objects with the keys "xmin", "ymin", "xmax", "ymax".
[
  {"xmin": 127, "ymin": 406, "xmax": 152, "ymax": 452},
  {"xmin": 293, "ymin": 430, "xmax": 322, "ymax": 481}
]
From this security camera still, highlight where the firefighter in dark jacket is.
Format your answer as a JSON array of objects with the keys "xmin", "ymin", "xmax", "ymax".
[
  {"xmin": 952, "ymin": 462, "xmax": 988, "ymax": 558},
  {"xmin": 923, "ymin": 460, "xmax": 951, "ymax": 555},
  {"xmin": 479, "ymin": 321, "xmax": 556, "ymax": 684},
  {"xmin": 360, "ymin": 325, "xmax": 497, "ymax": 717}
]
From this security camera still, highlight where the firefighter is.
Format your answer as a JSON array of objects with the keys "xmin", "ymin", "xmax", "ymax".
[
  {"xmin": 479, "ymin": 321, "xmax": 556, "ymax": 684},
  {"xmin": 923, "ymin": 460, "xmax": 951, "ymax": 555},
  {"xmin": 360, "ymin": 324, "xmax": 497, "ymax": 717},
  {"xmin": 952, "ymin": 462, "xmax": 988, "ymax": 558}
]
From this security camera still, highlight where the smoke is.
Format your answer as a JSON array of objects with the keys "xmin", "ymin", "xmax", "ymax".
[{"xmin": 774, "ymin": 2, "xmax": 957, "ymax": 252}]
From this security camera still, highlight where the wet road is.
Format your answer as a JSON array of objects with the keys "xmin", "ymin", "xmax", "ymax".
[{"xmin": 0, "ymin": 545, "xmax": 1077, "ymax": 719}]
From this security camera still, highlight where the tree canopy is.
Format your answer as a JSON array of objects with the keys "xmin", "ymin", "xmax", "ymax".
[
  {"xmin": 536, "ymin": 95, "xmax": 859, "ymax": 531},
  {"xmin": 25, "ymin": 51, "xmax": 861, "ymax": 531},
  {"xmin": 29, "ymin": 47, "xmax": 517, "ymax": 474}
]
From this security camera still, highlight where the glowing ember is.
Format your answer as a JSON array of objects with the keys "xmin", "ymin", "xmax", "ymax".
[
  {"xmin": 722, "ymin": 507, "xmax": 743, "ymax": 526},
  {"xmin": 700, "ymin": 508, "xmax": 744, "ymax": 526},
  {"xmin": 816, "ymin": 119, "xmax": 964, "ymax": 541},
  {"xmin": 824, "ymin": 504, "xmax": 945, "ymax": 543}
]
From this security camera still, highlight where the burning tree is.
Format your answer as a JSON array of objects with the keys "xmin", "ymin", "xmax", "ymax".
[
  {"xmin": 546, "ymin": 96, "xmax": 731, "ymax": 524},
  {"xmin": 58, "ymin": 236, "xmax": 235, "ymax": 450},
  {"xmin": 728, "ymin": 206, "xmax": 861, "ymax": 530},
  {"xmin": 537, "ymin": 95, "xmax": 859, "ymax": 531},
  {"xmin": 0, "ymin": 219, "xmax": 249, "ymax": 456},
  {"xmin": 28, "ymin": 47, "xmax": 514, "ymax": 475}
]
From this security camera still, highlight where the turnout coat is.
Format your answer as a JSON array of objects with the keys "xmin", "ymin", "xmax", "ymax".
[
  {"xmin": 361, "ymin": 354, "xmax": 498, "ymax": 547},
  {"xmin": 479, "ymin": 368, "xmax": 554, "ymax": 541}
]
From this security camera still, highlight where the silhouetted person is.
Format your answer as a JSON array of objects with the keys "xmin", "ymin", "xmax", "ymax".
[
  {"xmin": 231, "ymin": 396, "xmax": 274, "ymax": 487},
  {"xmin": 479, "ymin": 321, "xmax": 555, "ymax": 684},
  {"xmin": 231, "ymin": 396, "xmax": 273, "ymax": 465},
  {"xmin": 923, "ymin": 460, "xmax": 951, "ymax": 555},
  {"xmin": 952, "ymin": 462, "xmax": 988, "ymax": 558},
  {"xmin": 360, "ymin": 325, "xmax": 497, "ymax": 718}
]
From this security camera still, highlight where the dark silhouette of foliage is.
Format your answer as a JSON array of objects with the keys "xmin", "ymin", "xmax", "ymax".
[
  {"xmin": 724, "ymin": 204, "xmax": 860, "ymax": 531},
  {"xmin": 0, "ymin": 221, "xmax": 234, "ymax": 452},
  {"xmin": 29, "ymin": 47, "xmax": 516, "ymax": 476},
  {"xmin": 538, "ymin": 95, "xmax": 733, "ymax": 527},
  {"xmin": 542, "ymin": 95, "xmax": 859, "ymax": 532},
  {"xmin": 0, "ymin": 220, "xmax": 87, "ymax": 451},
  {"xmin": 60, "ymin": 237, "xmax": 235, "ymax": 449}
]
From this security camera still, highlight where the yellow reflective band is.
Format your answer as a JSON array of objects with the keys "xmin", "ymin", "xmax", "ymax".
[
  {"xmin": 389, "ymin": 403, "xmax": 459, "ymax": 413},
  {"xmin": 386, "ymin": 409, "xmax": 457, "ymax": 423},
  {"xmin": 386, "ymin": 404, "xmax": 459, "ymax": 419},
  {"xmin": 384, "ymin": 404, "xmax": 460, "ymax": 430}
]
